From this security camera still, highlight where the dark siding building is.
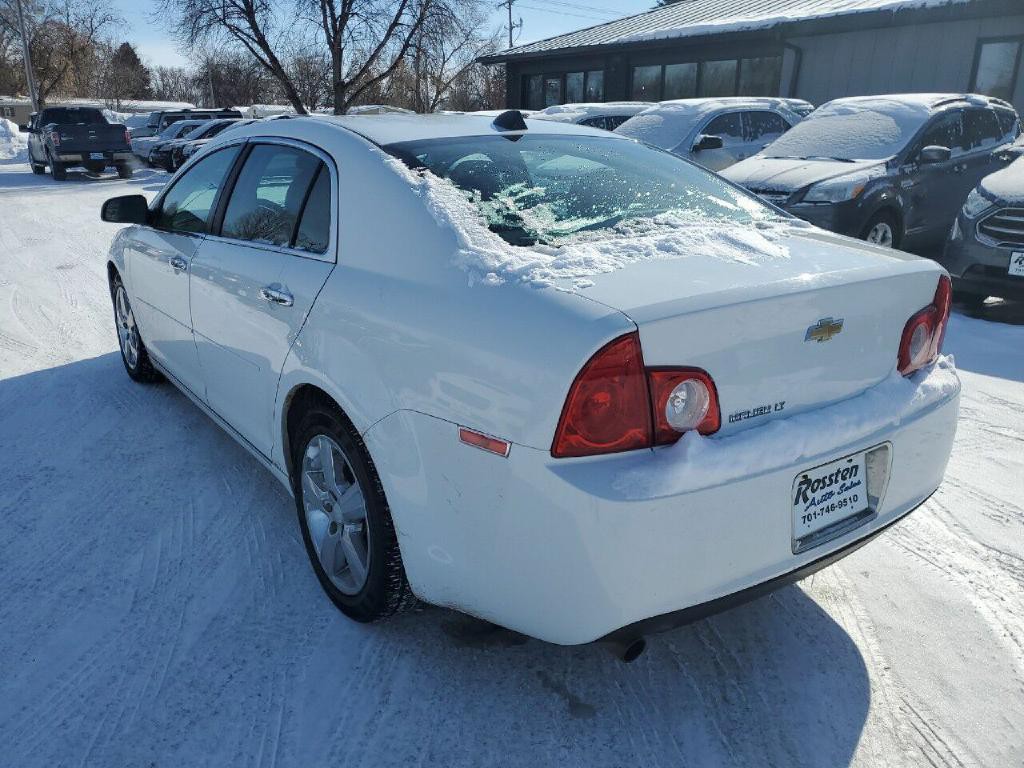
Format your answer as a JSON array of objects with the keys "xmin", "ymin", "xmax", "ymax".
[{"xmin": 481, "ymin": 0, "xmax": 1024, "ymax": 116}]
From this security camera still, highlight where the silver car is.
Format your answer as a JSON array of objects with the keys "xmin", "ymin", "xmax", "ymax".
[{"xmin": 615, "ymin": 97, "xmax": 806, "ymax": 171}]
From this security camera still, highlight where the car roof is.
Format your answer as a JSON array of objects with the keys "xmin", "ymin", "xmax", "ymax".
[
  {"xmin": 316, "ymin": 112, "xmax": 622, "ymax": 146},
  {"xmin": 823, "ymin": 93, "xmax": 1013, "ymax": 113}
]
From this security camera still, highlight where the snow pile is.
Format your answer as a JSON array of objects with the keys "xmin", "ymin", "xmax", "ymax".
[
  {"xmin": 385, "ymin": 156, "xmax": 791, "ymax": 288},
  {"xmin": 0, "ymin": 117, "xmax": 27, "ymax": 162},
  {"xmin": 614, "ymin": 355, "xmax": 960, "ymax": 499}
]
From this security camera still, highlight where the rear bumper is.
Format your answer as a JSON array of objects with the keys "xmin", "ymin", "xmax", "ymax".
[
  {"xmin": 365, "ymin": 360, "xmax": 960, "ymax": 645},
  {"xmin": 56, "ymin": 151, "xmax": 133, "ymax": 164}
]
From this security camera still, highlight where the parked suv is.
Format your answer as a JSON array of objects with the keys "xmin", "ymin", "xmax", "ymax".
[
  {"xmin": 21, "ymin": 105, "xmax": 133, "ymax": 180},
  {"xmin": 939, "ymin": 156, "xmax": 1024, "ymax": 305},
  {"xmin": 614, "ymin": 97, "xmax": 805, "ymax": 171},
  {"xmin": 723, "ymin": 94, "xmax": 1020, "ymax": 249}
]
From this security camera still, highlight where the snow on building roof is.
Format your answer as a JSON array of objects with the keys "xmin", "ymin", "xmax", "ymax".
[{"xmin": 482, "ymin": 0, "xmax": 973, "ymax": 61}]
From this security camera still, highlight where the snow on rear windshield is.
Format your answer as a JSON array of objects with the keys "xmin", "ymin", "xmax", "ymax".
[
  {"xmin": 764, "ymin": 99, "xmax": 929, "ymax": 161},
  {"xmin": 384, "ymin": 134, "xmax": 778, "ymax": 246},
  {"xmin": 613, "ymin": 107, "xmax": 703, "ymax": 150}
]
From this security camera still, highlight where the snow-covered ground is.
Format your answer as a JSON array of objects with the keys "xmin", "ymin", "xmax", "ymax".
[{"xmin": 1, "ymin": 156, "xmax": 1023, "ymax": 767}]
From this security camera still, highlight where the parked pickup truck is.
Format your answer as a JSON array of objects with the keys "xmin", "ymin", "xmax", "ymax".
[{"xmin": 20, "ymin": 106, "xmax": 133, "ymax": 180}]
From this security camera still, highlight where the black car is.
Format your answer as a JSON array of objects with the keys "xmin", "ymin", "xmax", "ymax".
[
  {"xmin": 150, "ymin": 118, "xmax": 241, "ymax": 171},
  {"xmin": 722, "ymin": 94, "xmax": 1020, "ymax": 251},
  {"xmin": 939, "ymin": 157, "xmax": 1024, "ymax": 305},
  {"xmin": 21, "ymin": 105, "xmax": 133, "ymax": 180}
]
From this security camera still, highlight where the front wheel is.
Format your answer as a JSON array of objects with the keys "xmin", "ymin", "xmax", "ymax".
[
  {"xmin": 111, "ymin": 274, "xmax": 161, "ymax": 383},
  {"xmin": 30, "ymin": 162, "xmax": 45, "ymax": 175},
  {"xmin": 292, "ymin": 407, "xmax": 415, "ymax": 622},
  {"xmin": 860, "ymin": 211, "xmax": 900, "ymax": 248}
]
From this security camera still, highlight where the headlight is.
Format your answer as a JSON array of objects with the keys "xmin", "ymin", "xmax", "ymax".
[
  {"xmin": 962, "ymin": 188, "xmax": 994, "ymax": 219},
  {"xmin": 803, "ymin": 175, "xmax": 870, "ymax": 203}
]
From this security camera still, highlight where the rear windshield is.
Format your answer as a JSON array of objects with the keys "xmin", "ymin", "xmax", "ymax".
[
  {"xmin": 763, "ymin": 99, "xmax": 930, "ymax": 161},
  {"xmin": 40, "ymin": 107, "xmax": 106, "ymax": 125},
  {"xmin": 385, "ymin": 134, "xmax": 778, "ymax": 247},
  {"xmin": 614, "ymin": 107, "xmax": 703, "ymax": 150}
]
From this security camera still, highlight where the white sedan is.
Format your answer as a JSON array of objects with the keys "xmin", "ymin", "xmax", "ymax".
[{"xmin": 101, "ymin": 112, "xmax": 960, "ymax": 660}]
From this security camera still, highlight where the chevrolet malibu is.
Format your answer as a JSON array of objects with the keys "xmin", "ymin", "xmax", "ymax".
[{"xmin": 100, "ymin": 113, "xmax": 960, "ymax": 659}]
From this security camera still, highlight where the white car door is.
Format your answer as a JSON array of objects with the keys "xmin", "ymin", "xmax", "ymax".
[
  {"xmin": 189, "ymin": 141, "xmax": 335, "ymax": 457},
  {"xmin": 126, "ymin": 145, "xmax": 241, "ymax": 397},
  {"xmin": 689, "ymin": 111, "xmax": 746, "ymax": 171}
]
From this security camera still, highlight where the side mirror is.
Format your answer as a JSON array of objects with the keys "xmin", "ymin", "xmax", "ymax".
[
  {"xmin": 919, "ymin": 145, "xmax": 951, "ymax": 165},
  {"xmin": 693, "ymin": 134, "xmax": 724, "ymax": 152},
  {"xmin": 102, "ymin": 195, "xmax": 149, "ymax": 224}
]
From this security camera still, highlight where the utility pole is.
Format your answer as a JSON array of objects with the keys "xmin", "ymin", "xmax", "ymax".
[
  {"xmin": 497, "ymin": 0, "xmax": 521, "ymax": 49},
  {"xmin": 14, "ymin": 0, "xmax": 39, "ymax": 112}
]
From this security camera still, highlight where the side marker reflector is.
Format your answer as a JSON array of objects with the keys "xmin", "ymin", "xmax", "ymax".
[{"xmin": 459, "ymin": 427, "xmax": 511, "ymax": 457}]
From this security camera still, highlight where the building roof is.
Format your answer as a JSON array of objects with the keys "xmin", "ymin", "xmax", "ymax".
[{"xmin": 481, "ymin": 0, "xmax": 974, "ymax": 62}]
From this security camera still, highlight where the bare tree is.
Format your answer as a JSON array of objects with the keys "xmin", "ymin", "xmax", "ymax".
[{"xmin": 287, "ymin": 49, "xmax": 331, "ymax": 111}]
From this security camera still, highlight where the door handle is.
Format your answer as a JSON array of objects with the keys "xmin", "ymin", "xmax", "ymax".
[
  {"xmin": 259, "ymin": 285, "xmax": 294, "ymax": 307},
  {"xmin": 168, "ymin": 256, "xmax": 187, "ymax": 272}
]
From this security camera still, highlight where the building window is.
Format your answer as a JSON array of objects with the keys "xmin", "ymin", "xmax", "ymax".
[
  {"xmin": 700, "ymin": 60, "xmax": 738, "ymax": 97},
  {"xmin": 566, "ymin": 71, "xmax": 584, "ymax": 103},
  {"xmin": 544, "ymin": 76, "xmax": 562, "ymax": 106},
  {"xmin": 664, "ymin": 62, "xmax": 697, "ymax": 100},
  {"xmin": 972, "ymin": 38, "xmax": 1022, "ymax": 101},
  {"xmin": 526, "ymin": 75, "xmax": 543, "ymax": 109},
  {"xmin": 585, "ymin": 70, "xmax": 604, "ymax": 101},
  {"xmin": 632, "ymin": 65, "xmax": 662, "ymax": 100},
  {"xmin": 738, "ymin": 56, "xmax": 782, "ymax": 96}
]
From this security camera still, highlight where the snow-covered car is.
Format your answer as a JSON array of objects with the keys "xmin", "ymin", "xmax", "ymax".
[
  {"xmin": 614, "ymin": 97, "xmax": 805, "ymax": 171},
  {"xmin": 152, "ymin": 118, "xmax": 243, "ymax": 172},
  {"xmin": 940, "ymin": 156, "xmax": 1024, "ymax": 306},
  {"xmin": 99, "ymin": 113, "xmax": 960, "ymax": 658},
  {"xmin": 131, "ymin": 119, "xmax": 207, "ymax": 164},
  {"xmin": 174, "ymin": 119, "xmax": 257, "ymax": 168},
  {"xmin": 534, "ymin": 102, "xmax": 654, "ymax": 131},
  {"xmin": 723, "ymin": 94, "xmax": 1020, "ymax": 249}
]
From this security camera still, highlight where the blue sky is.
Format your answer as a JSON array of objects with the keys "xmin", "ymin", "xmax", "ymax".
[{"xmin": 111, "ymin": 0, "xmax": 652, "ymax": 68}]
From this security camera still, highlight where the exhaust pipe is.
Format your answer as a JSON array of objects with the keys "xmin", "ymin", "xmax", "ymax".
[{"xmin": 606, "ymin": 635, "xmax": 647, "ymax": 663}]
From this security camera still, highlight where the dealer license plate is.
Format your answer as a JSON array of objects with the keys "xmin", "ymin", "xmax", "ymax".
[
  {"xmin": 89, "ymin": 152, "xmax": 105, "ymax": 160},
  {"xmin": 792, "ymin": 451, "xmax": 869, "ymax": 549},
  {"xmin": 1009, "ymin": 252, "xmax": 1024, "ymax": 277}
]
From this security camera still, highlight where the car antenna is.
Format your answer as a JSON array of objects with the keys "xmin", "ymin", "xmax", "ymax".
[{"xmin": 492, "ymin": 110, "xmax": 528, "ymax": 132}]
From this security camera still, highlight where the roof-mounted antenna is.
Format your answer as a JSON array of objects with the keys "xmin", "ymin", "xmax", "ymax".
[{"xmin": 492, "ymin": 110, "xmax": 528, "ymax": 131}]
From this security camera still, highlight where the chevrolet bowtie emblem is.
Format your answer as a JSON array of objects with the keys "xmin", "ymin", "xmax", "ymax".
[{"xmin": 805, "ymin": 317, "xmax": 844, "ymax": 343}]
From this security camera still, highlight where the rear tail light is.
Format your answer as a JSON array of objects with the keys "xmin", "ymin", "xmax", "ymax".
[
  {"xmin": 124, "ymin": 129, "xmax": 131, "ymax": 146},
  {"xmin": 898, "ymin": 274, "xmax": 952, "ymax": 376},
  {"xmin": 551, "ymin": 332, "xmax": 720, "ymax": 458},
  {"xmin": 50, "ymin": 131, "xmax": 60, "ymax": 146}
]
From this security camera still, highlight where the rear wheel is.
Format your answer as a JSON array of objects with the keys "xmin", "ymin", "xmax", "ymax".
[
  {"xmin": 30, "ymin": 162, "xmax": 45, "ymax": 175},
  {"xmin": 49, "ymin": 157, "xmax": 66, "ymax": 181},
  {"xmin": 292, "ymin": 406, "xmax": 414, "ymax": 622},
  {"xmin": 111, "ymin": 274, "xmax": 161, "ymax": 383},
  {"xmin": 861, "ymin": 211, "xmax": 900, "ymax": 249}
]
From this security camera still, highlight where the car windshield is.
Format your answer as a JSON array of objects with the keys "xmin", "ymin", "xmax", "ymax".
[
  {"xmin": 162, "ymin": 121, "xmax": 199, "ymax": 139},
  {"xmin": 764, "ymin": 99, "xmax": 930, "ymax": 161},
  {"xmin": 614, "ymin": 106, "xmax": 705, "ymax": 150},
  {"xmin": 385, "ymin": 134, "xmax": 779, "ymax": 247}
]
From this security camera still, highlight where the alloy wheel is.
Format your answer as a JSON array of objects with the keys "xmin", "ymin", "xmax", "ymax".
[
  {"xmin": 301, "ymin": 435, "xmax": 371, "ymax": 595},
  {"xmin": 865, "ymin": 222, "xmax": 894, "ymax": 247},
  {"xmin": 115, "ymin": 284, "xmax": 140, "ymax": 369}
]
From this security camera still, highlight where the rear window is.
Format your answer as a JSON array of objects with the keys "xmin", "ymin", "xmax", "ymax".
[
  {"xmin": 41, "ymin": 107, "xmax": 106, "ymax": 125},
  {"xmin": 763, "ymin": 98, "xmax": 930, "ymax": 161},
  {"xmin": 385, "ymin": 134, "xmax": 778, "ymax": 247},
  {"xmin": 995, "ymin": 107, "xmax": 1021, "ymax": 139}
]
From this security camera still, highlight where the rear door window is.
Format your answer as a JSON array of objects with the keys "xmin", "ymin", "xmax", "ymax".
[
  {"xmin": 220, "ymin": 144, "xmax": 323, "ymax": 248},
  {"xmin": 703, "ymin": 112, "xmax": 744, "ymax": 147},
  {"xmin": 744, "ymin": 111, "xmax": 791, "ymax": 143},
  {"xmin": 963, "ymin": 108, "xmax": 1003, "ymax": 152},
  {"xmin": 154, "ymin": 146, "xmax": 241, "ymax": 233}
]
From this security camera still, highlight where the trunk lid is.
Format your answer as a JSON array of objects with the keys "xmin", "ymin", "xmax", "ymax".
[{"xmin": 567, "ymin": 224, "xmax": 944, "ymax": 436}]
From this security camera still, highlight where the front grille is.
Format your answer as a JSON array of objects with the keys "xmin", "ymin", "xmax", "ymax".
[
  {"xmin": 750, "ymin": 189, "xmax": 791, "ymax": 207},
  {"xmin": 978, "ymin": 207, "xmax": 1024, "ymax": 246}
]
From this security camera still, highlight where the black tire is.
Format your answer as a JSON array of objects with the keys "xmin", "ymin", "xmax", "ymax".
[
  {"xmin": 117, "ymin": 164, "xmax": 133, "ymax": 179},
  {"xmin": 30, "ymin": 162, "xmax": 45, "ymax": 175},
  {"xmin": 110, "ymin": 273, "xmax": 161, "ymax": 383},
  {"xmin": 860, "ymin": 210, "xmax": 901, "ymax": 249},
  {"xmin": 292, "ymin": 405, "xmax": 415, "ymax": 622},
  {"xmin": 50, "ymin": 157, "xmax": 66, "ymax": 181}
]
